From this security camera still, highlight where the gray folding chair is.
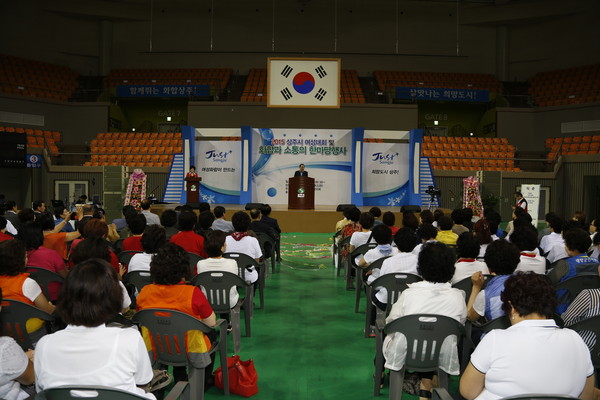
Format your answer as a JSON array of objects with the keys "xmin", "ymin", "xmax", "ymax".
[
  {"xmin": 554, "ymin": 273, "xmax": 600, "ymax": 304},
  {"xmin": 133, "ymin": 309, "xmax": 230, "ymax": 399},
  {"xmin": 374, "ymin": 314, "xmax": 465, "ymax": 399},
  {"xmin": 36, "ymin": 384, "xmax": 188, "ymax": 400},
  {"xmin": 256, "ymin": 232, "xmax": 277, "ymax": 274},
  {"xmin": 569, "ymin": 314, "xmax": 600, "ymax": 386},
  {"xmin": 224, "ymin": 252, "xmax": 265, "ymax": 309},
  {"xmin": 451, "ymin": 274, "xmax": 494, "ymax": 304},
  {"xmin": 337, "ymin": 236, "xmax": 351, "ymax": 278},
  {"xmin": 123, "ymin": 270, "xmax": 153, "ymax": 308},
  {"xmin": 0, "ymin": 299, "xmax": 54, "ymax": 351},
  {"xmin": 191, "ymin": 271, "xmax": 253, "ymax": 353},
  {"xmin": 350, "ymin": 242, "xmax": 378, "ymax": 313},
  {"xmin": 26, "ymin": 266, "xmax": 65, "ymax": 302},
  {"xmin": 186, "ymin": 252, "xmax": 205, "ymax": 278},
  {"xmin": 118, "ymin": 250, "xmax": 142, "ymax": 267}
]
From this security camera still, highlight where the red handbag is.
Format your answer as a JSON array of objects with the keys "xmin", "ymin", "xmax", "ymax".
[{"xmin": 214, "ymin": 355, "xmax": 258, "ymax": 397}]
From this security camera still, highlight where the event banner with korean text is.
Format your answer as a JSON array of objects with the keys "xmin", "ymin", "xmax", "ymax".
[
  {"xmin": 361, "ymin": 141, "xmax": 410, "ymax": 206},
  {"xmin": 252, "ymin": 128, "xmax": 351, "ymax": 205},
  {"xmin": 395, "ymin": 87, "xmax": 489, "ymax": 102},
  {"xmin": 267, "ymin": 58, "xmax": 340, "ymax": 108},
  {"xmin": 117, "ymin": 85, "xmax": 210, "ymax": 98},
  {"xmin": 194, "ymin": 130, "xmax": 242, "ymax": 204},
  {"xmin": 521, "ymin": 184, "xmax": 541, "ymax": 226}
]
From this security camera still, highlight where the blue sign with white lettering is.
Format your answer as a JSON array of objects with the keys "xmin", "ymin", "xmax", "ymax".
[
  {"xmin": 117, "ymin": 85, "xmax": 211, "ymax": 97},
  {"xmin": 26, "ymin": 154, "xmax": 42, "ymax": 168},
  {"xmin": 395, "ymin": 86, "xmax": 489, "ymax": 102}
]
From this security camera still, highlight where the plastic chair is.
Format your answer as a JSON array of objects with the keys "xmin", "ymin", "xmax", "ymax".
[
  {"xmin": 186, "ymin": 252, "xmax": 205, "ymax": 278},
  {"xmin": 133, "ymin": 309, "xmax": 230, "ymax": 399},
  {"xmin": 366, "ymin": 272, "xmax": 422, "ymax": 339},
  {"xmin": 360, "ymin": 256, "xmax": 390, "ymax": 336},
  {"xmin": 554, "ymin": 273, "xmax": 600, "ymax": 304},
  {"xmin": 336, "ymin": 236, "xmax": 351, "ymax": 277},
  {"xmin": 123, "ymin": 270, "xmax": 153, "ymax": 307},
  {"xmin": 191, "ymin": 271, "xmax": 253, "ymax": 353},
  {"xmin": 25, "ymin": 266, "xmax": 65, "ymax": 302},
  {"xmin": 374, "ymin": 314, "xmax": 465, "ymax": 398},
  {"xmin": 452, "ymin": 274, "xmax": 494, "ymax": 304},
  {"xmin": 223, "ymin": 252, "xmax": 265, "ymax": 309},
  {"xmin": 118, "ymin": 250, "xmax": 142, "ymax": 267},
  {"xmin": 350, "ymin": 243, "xmax": 378, "ymax": 313},
  {"xmin": 569, "ymin": 314, "xmax": 600, "ymax": 385},
  {"xmin": 256, "ymin": 232, "xmax": 277, "ymax": 274},
  {"xmin": 0, "ymin": 299, "xmax": 54, "ymax": 351},
  {"xmin": 36, "ymin": 381, "xmax": 188, "ymax": 400}
]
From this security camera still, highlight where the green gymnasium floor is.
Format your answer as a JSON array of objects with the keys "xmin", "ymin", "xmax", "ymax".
[{"xmin": 201, "ymin": 233, "xmax": 458, "ymax": 400}]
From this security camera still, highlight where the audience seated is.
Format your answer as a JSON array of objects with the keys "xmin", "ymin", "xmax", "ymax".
[
  {"xmin": 467, "ymin": 239, "xmax": 520, "ymax": 322},
  {"xmin": 20, "ymin": 221, "xmax": 67, "ymax": 301},
  {"xmin": 211, "ymin": 206, "xmax": 234, "ymax": 233},
  {"xmin": 196, "ymin": 210, "xmax": 215, "ymax": 240},
  {"xmin": 0, "ymin": 240, "xmax": 55, "ymax": 332},
  {"xmin": 539, "ymin": 214, "xmax": 564, "ymax": 257},
  {"xmin": 451, "ymin": 232, "xmax": 489, "ymax": 284},
  {"xmin": 358, "ymin": 225, "xmax": 398, "ymax": 269},
  {"xmin": 562, "ymin": 265, "xmax": 600, "ymax": 345},
  {"xmin": 547, "ymin": 220, "xmax": 580, "ymax": 264},
  {"xmin": 248, "ymin": 208, "xmax": 278, "ymax": 241},
  {"xmin": 436, "ymin": 216, "xmax": 458, "ymax": 246},
  {"xmin": 38, "ymin": 211, "xmax": 81, "ymax": 260},
  {"xmin": 460, "ymin": 272, "xmax": 595, "ymax": 400},
  {"xmin": 384, "ymin": 242, "xmax": 467, "ymax": 398},
  {"xmin": 197, "ymin": 230, "xmax": 244, "ymax": 303},
  {"xmin": 112, "ymin": 205, "xmax": 137, "ymax": 232},
  {"xmin": 369, "ymin": 207, "xmax": 383, "ymax": 226},
  {"xmin": 401, "ymin": 211, "xmax": 419, "ymax": 233},
  {"xmin": 136, "ymin": 243, "xmax": 216, "ymax": 386},
  {"xmin": 159, "ymin": 209, "xmax": 179, "ymax": 240},
  {"xmin": 0, "ymin": 287, "xmax": 36, "ymax": 400},
  {"xmin": 224, "ymin": 212, "xmax": 261, "ymax": 283},
  {"xmin": 34, "ymin": 258, "xmax": 154, "ymax": 399},
  {"xmin": 451, "ymin": 209, "xmax": 469, "ymax": 236},
  {"xmin": 368, "ymin": 228, "xmax": 419, "ymax": 304},
  {"xmin": 122, "ymin": 213, "xmax": 147, "ymax": 252},
  {"xmin": 548, "ymin": 228, "xmax": 600, "ymax": 313},
  {"xmin": 0, "ymin": 217, "xmax": 14, "ymax": 242},
  {"xmin": 412, "ymin": 223, "xmax": 438, "ymax": 256},
  {"xmin": 335, "ymin": 207, "xmax": 352, "ymax": 233},
  {"xmin": 260, "ymin": 204, "xmax": 282, "ymax": 262},
  {"xmin": 169, "ymin": 211, "xmax": 207, "ymax": 258},
  {"xmin": 349, "ymin": 212, "xmax": 376, "ymax": 265},
  {"xmin": 128, "ymin": 225, "xmax": 167, "ymax": 273},
  {"xmin": 53, "ymin": 207, "xmax": 75, "ymax": 233},
  {"xmin": 511, "ymin": 226, "xmax": 547, "ymax": 274},
  {"xmin": 382, "ymin": 211, "xmax": 399, "ymax": 236},
  {"xmin": 472, "ymin": 218, "xmax": 492, "ymax": 259},
  {"xmin": 140, "ymin": 200, "xmax": 160, "ymax": 226}
]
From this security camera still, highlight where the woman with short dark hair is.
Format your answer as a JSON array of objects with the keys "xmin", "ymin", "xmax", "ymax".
[
  {"xmin": 34, "ymin": 258, "xmax": 155, "ymax": 399},
  {"xmin": 128, "ymin": 225, "xmax": 167, "ymax": 273},
  {"xmin": 460, "ymin": 272, "xmax": 595, "ymax": 400}
]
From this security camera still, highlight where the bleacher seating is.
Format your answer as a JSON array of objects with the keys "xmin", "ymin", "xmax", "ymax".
[
  {"xmin": 241, "ymin": 69, "xmax": 267, "ymax": 103},
  {"xmin": 0, "ymin": 54, "xmax": 78, "ymax": 102},
  {"xmin": 544, "ymin": 135, "xmax": 600, "ymax": 160},
  {"xmin": 421, "ymin": 136, "xmax": 519, "ymax": 172},
  {"xmin": 104, "ymin": 68, "xmax": 232, "ymax": 90},
  {"xmin": 529, "ymin": 64, "xmax": 600, "ymax": 107},
  {"xmin": 84, "ymin": 132, "xmax": 182, "ymax": 167},
  {"xmin": 374, "ymin": 70, "xmax": 503, "ymax": 93},
  {"xmin": 240, "ymin": 69, "xmax": 366, "ymax": 104},
  {"xmin": 0, "ymin": 125, "xmax": 61, "ymax": 156}
]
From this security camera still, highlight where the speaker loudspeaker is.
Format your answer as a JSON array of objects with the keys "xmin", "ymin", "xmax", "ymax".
[
  {"xmin": 245, "ymin": 203, "xmax": 265, "ymax": 210},
  {"xmin": 401, "ymin": 205, "xmax": 422, "ymax": 213}
]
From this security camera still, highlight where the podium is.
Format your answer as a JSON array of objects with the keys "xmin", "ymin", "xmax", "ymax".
[
  {"xmin": 185, "ymin": 176, "xmax": 202, "ymax": 203},
  {"xmin": 288, "ymin": 176, "xmax": 315, "ymax": 210}
]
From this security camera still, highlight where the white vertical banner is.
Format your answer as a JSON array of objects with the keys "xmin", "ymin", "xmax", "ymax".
[
  {"xmin": 268, "ymin": 58, "xmax": 340, "ymax": 108},
  {"xmin": 521, "ymin": 184, "xmax": 540, "ymax": 225}
]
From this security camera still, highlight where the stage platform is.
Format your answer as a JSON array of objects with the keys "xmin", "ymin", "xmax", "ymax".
[{"xmin": 152, "ymin": 204, "xmax": 451, "ymax": 233}]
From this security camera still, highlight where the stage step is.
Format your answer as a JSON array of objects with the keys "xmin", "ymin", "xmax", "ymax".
[
  {"xmin": 163, "ymin": 153, "xmax": 185, "ymax": 203},
  {"xmin": 419, "ymin": 157, "xmax": 440, "ymax": 209}
]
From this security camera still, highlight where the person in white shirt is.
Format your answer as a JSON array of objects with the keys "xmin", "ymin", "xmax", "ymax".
[
  {"xmin": 35, "ymin": 259, "xmax": 156, "ymax": 399},
  {"xmin": 473, "ymin": 219, "xmax": 493, "ymax": 259},
  {"xmin": 384, "ymin": 242, "xmax": 467, "ymax": 398},
  {"xmin": 412, "ymin": 223, "xmax": 438, "ymax": 257},
  {"xmin": 224, "ymin": 211, "xmax": 260, "ymax": 284},
  {"xmin": 369, "ymin": 228, "xmax": 419, "ymax": 304},
  {"xmin": 451, "ymin": 232, "xmax": 489, "ymax": 284},
  {"xmin": 358, "ymin": 224, "xmax": 398, "ymax": 268},
  {"xmin": 128, "ymin": 225, "xmax": 166, "ymax": 273},
  {"xmin": 460, "ymin": 272, "xmax": 595, "ymax": 400},
  {"xmin": 349, "ymin": 212, "xmax": 376, "ymax": 266},
  {"xmin": 510, "ymin": 226, "xmax": 547, "ymax": 274},
  {"xmin": 197, "ymin": 230, "xmax": 243, "ymax": 304},
  {"xmin": 539, "ymin": 214, "xmax": 564, "ymax": 255}
]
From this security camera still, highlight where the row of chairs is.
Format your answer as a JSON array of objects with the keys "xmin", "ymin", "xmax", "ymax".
[
  {"xmin": 96, "ymin": 132, "xmax": 180, "ymax": 140},
  {"xmin": 83, "ymin": 154, "xmax": 173, "ymax": 167},
  {"xmin": 374, "ymin": 70, "xmax": 503, "ymax": 93},
  {"xmin": 105, "ymin": 68, "xmax": 232, "ymax": 90},
  {"xmin": 428, "ymin": 157, "xmax": 519, "ymax": 172},
  {"xmin": 0, "ymin": 125, "xmax": 61, "ymax": 155},
  {"xmin": 423, "ymin": 136, "xmax": 509, "ymax": 145},
  {"xmin": 529, "ymin": 63, "xmax": 600, "ymax": 107},
  {"xmin": 90, "ymin": 138, "xmax": 182, "ymax": 148},
  {"xmin": 422, "ymin": 144, "xmax": 515, "ymax": 155}
]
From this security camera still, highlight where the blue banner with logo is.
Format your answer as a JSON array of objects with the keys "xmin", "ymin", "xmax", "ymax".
[
  {"xmin": 395, "ymin": 86, "xmax": 489, "ymax": 102},
  {"xmin": 117, "ymin": 85, "xmax": 210, "ymax": 97},
  {"xmin": 195, "ymin": 139, "xmax": 242, "ymax": 204},
  {"xmin": 26, "ymin": 154, "xmax": 42, "ymax": 168},
  {"xmin": 362, "ymin": 142, "xmax": 410, "ymax": 206}
]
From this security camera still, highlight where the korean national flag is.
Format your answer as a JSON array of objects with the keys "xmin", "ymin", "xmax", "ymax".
[{"xmin": 268, "ymin": 58, "xmax": 340, "ymax": 108}]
